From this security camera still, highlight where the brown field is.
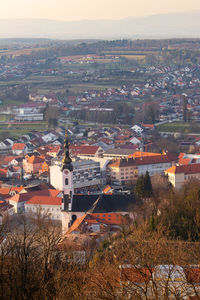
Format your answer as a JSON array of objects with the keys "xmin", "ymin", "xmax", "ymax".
[{"xmin": 0, "ymin": 47, "xmax": 45, "ymax": 57}]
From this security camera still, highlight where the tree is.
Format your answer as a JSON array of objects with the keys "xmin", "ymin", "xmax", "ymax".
[
  {"xmin": 44, "ymin": 105, "xmax": 61, "ymax": 128},
  {"xmin": 134, "ymin": 172, "xmax": 153, "ymax": 200},
  {"xmin": 143, "ymin": 171, "xmax": 153, "ymax": 198},
  {"xmin": 89, "ymin": 223, "xmax": 200, "ymax": 300},
  {"xmin": 143, "ymin": 102, "xmax": 159, "ymax": 124}
]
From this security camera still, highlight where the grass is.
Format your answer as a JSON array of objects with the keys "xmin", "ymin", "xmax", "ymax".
[
  {"xmin": 68, "ymin": 83, "xmax": 120, "ymax": 93},
  {"xmin": 156, "ymin": 121, "xmax": 200, "ymax": 133},
  {"xmin": 0, "ymin": 122, "xmax": 48, "ymax": 139},
  {"xmin": 0, "ymin": 99, "xmax": 25, "ymax": 106},
  {"xmin": 0, "ymin": 121, "xmax": 47, "ymax": 132}
]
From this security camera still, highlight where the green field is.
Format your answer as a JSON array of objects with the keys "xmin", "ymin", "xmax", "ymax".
[
  {"xmin": 156, "ymin": 122, "xmax": 200, "ymax": 134},
  {"xmin": 0, "ymin": 121, "xmax": 48, "ymax": 138}
]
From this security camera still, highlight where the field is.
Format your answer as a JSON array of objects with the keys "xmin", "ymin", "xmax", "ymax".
[
  {"xmin": 0, "ymin": 121, "xmax": 47, "ymax": 137},
  {"xmin": 156, "ymin": 121, "xmax": 200, "ymax": 134}
]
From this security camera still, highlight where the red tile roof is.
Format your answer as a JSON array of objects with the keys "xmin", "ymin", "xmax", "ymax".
[
  {"xmin": 26, "ymin": 156, "xmax": 44, "ymax": 164},
  {"xmin": 109, "ymin": 153, "xmax": 175, "ymax": 168},
  {"xmin": 8, "ymin": 189, "xmax": 61, "ymax": 203},
  {"xmin": 67, "ymin": 213, "xmax": 125, "ymax": 234},
  {"xmin": 103, "ymin": 185, "xmax": 112, "ymax": 194},
  {"xmin": 8, "ymin": 194, "xmax": 29, "ymax": 203},
  {"xmin": 128, "ymin": 151, "xmax": 162, "ymax": 158},
  {"xmin": 12, "ymin": 143, "xmax": 26, "ymax": 150},
  {"xmin": 165, "ymin": 163, "xmax": 200, "ymax": 175},
  {"xmin": 25, "ymin": 196, "xmax": 61, "ymax": 206},
  {"xmin": 70, "ymin": 145, "xmax": 100, "ymax": 155},
  {"xmin": 120, "ymin": 267, "xmax": 151, "ymax": 283},
  {"xmin": 179, "ymin": 158, "xmax": 191, "ymax": 165}
]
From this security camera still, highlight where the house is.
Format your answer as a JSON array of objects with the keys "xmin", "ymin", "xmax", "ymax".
[
  {"xmin": 0, "ymin": 200, "xmax": 14, "ymax": 224},
  {"xmin": 165, "ymin": 163, "xmax": 200, "ymax": 189},
  {"xmin": 131, "ymin": 125, "xmax": 143, "ymax": 134},
  {"xmin": 47, "ymin": 145, "xmax": 61, "ymax": 158},
  {"xmin": 12, "ymin": 143, "xmax": 28, "ymax": 155},
  {"xmin": 23, "ymin": 155, "xmax": 44, "ymax": 174},
  {"xmin": 42, "ymin": 132, "xmax": 57, "ymax": 144},
  {"xmin": 7, "ymin": 166, "xmax": 22, "ymax": 179},
  {"xmin": 8, "ymin": 193, "xmax": 31, "ymax": 213},
  {"xmin": 39, "ymin": 161, "xmax": 51, "ymax": 175},
  {"xmin": 0, "ymin": 141, "xmax": 9, "ymax": 151},
  {"xmin": 129, "ymin": 137, "xmax": 142, "ymax": 145},
  {"xmin": 10, "ymin": 157, "xmax": 24, "ymax": 166}
]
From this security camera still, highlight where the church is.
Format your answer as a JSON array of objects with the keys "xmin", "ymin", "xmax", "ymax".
[{"xmin": 61, "ymin": 134, "xmax": 135, "ymax": 234}]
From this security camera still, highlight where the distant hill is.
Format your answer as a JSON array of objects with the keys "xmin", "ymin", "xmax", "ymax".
[{"xmin": 1, "ymin": 12, "xmax": 200, "ymax": 39}]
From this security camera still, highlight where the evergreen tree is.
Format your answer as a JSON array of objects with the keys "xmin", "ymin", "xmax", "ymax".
[
  {"xmin": 134, "ymin": 175, "xmax": 145, "ymax": 199},
  {"xmin": 134, "ymin": 171, "xmax": 153, "ymax": 199},
  {"xmin": 144, "ymin": 171, "xmax": 153, "ymax": 197}
]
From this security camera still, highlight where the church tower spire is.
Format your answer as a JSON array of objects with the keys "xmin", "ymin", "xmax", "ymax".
[
  {"xmin": 61, "ymin": 132, "xmax": 73, "ymax": 172},
  {"xmin": 61, "ymin": 132, "xmax": 74, "ymax": 211}
]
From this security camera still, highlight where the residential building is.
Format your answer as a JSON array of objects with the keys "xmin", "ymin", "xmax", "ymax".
[
  {"xmin": 165, "ymin": 163, "xmax": 200, "ymax": 189},
  {"xmin": 108, "ymin": 159, "xmax": 138, "ymax": 185},
  {"xmin": 50, "ymin": 158, "xmax": 102, "ymax": 193},
  {"xmin": 108, "ymin": 152, "xmax": 175, "ymax": 185},
  {"xmin": 8, "ymin": 193, "xmax": 30, "ymax": 213},
  {"xmin": 23, "ymin": 155, "xmax": 44, "ymax": 174},
  {"xmin": 12, "ymin": 143, "xmax": 28, "ymax": 155},
  {"xmin": 0, "ymin": 201, "xmax": 14, "ymax": 224}
]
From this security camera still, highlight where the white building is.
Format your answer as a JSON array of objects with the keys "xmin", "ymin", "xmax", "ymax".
[
  {"xmin": 131, "ymin": 125, "xmax": 144, "ymax": 134},
  {"xmin": 50, "ymin": 158, "xmax": 102, "ymax": 193},
  {"xmin": 15, "ymin": 113, "xmax": 43, "ymax": 121},
  {"xmin": 165, "ymin": 163, "xmax": 200, "ymax": 189},
  {"xmin": 25, "ymin": 196, "xmax": 62, "ymax": 220}
]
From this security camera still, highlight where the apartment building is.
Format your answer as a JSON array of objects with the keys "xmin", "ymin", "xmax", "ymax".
[
  {"xmin": 108, "ymin": 152, "xmax": 175, "ymax": 185},
  {"xmin": 50, "ymin": 158, "xmax": 102, "ymax": 193}
]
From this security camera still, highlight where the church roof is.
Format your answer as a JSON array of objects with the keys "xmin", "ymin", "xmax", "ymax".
[{"xmin": 71, "ymin": 194, "xmax": 134, "ymax": 213}]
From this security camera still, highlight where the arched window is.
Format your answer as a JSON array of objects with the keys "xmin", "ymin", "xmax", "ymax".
[{"xmin": 72, "ymin": 214, "xmax": 77, "ymax": 223}]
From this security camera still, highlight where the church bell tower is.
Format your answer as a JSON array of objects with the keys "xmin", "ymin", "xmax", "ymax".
[{"xmin": 61, "ymin": 132, "xmax": 74, "ymax": 212}]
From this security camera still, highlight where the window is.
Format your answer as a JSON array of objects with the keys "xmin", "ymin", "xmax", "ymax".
[{"xmin": 65, "ymin": 178, "xmax": 68, "ymax": 185}]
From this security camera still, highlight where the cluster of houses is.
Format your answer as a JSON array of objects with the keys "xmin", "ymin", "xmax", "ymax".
[{"xmin": 2, "ymin": 59, "xmax": 200, "ymax": 125}]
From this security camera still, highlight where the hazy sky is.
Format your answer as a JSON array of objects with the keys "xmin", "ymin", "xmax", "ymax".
[{"xmin": 1, "ymin": 0, "xmax": 200, "ymax": 21}]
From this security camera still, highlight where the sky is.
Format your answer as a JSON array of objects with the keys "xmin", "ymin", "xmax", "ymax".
[{"xmin": 1, "ymin": 0, "xmax": 200, "ymax": 21}]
